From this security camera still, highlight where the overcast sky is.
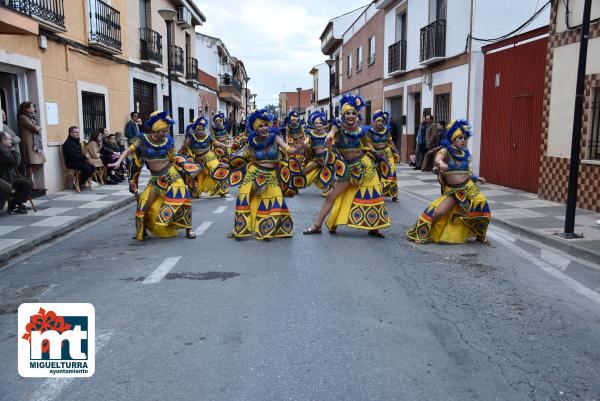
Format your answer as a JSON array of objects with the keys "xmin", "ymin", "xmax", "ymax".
[{"xmin": 194, "ymin": 1, "xmax": 550, "ymax": 108}]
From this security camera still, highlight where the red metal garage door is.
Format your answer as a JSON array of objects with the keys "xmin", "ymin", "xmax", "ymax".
[{"xmin": 479, "ymin": 29, "xmax": 547, "ymax": 193}]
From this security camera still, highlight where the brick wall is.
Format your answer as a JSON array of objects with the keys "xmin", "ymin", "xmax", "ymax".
[{"xmin": 198, "ymin": 88, "xmax": 218, "ymax": 117}]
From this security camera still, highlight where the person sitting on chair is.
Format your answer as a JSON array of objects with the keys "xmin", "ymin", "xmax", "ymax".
[
  {"xmin": 0, "ymin": 131, "xmax": 32, "ymax": 214},
  {"xmin": 62, "ymin": 126, "xmax": 95, "ymax": 190}
]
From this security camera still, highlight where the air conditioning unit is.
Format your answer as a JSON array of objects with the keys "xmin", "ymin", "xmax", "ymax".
[{"xmin": 176, "ymin": 6, "xmax": 192, "ymax": 28}]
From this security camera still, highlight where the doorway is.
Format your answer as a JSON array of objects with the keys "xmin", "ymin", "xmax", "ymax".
[{"xmin": 389, "ymin": 96, "xmax": 403, "ymax": 148}]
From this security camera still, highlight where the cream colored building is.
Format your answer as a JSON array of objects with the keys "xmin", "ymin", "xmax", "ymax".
[
  {"xmin": 0, "ymin": 0, "xmax": 130, "ymax": 193},
  {"xmin": 541, "ymin": 0, "xmax": 600, "ymax": 212},
  {"xmin": 127, "ymin": 0, "xmax": 205, "ymax": 147}
]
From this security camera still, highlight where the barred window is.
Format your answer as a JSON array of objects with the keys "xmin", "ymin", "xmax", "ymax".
[
  {"xmin": 434, "ymin": 93, "xmax": 450, "ymax": 126},
  {"xmin": 589, "ymin": 89, "xmax": 600, "ymax": 160},
  {"xmin": 178, "ymin": 107, "xmax": 185, "ymax": 134},
  {"xmin": 81, "ymin": 91, "xmax": 106, "ymax": 141}
]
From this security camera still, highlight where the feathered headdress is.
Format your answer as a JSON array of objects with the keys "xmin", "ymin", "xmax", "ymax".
[
  {"xmin": 308, "ymin": 111, "xmax": 327, "ymax": 127},
  {"xmin": 145, "ymin": 110, "xmax": 175, "ymax": 132},
  {"xmin": 340, "ymin": 94, "xmax": 366, "ymax": 116},
  {"xmin": 286, "ymin": 110, "xmax": 301, "ymax": 128},
  {"xmin": 442, "ymin": 119, "xmax": 473, "ymax": 148},
  {"xmin": 247, "ymin": 108, "xmax": 273, "ymax": 135},
  {"xmin": 212, "ymin": 112, "xmax": 225, "ymax": 125},
  {"xmin": 372, "ymin": 110, "xmax": 390, "ymax": 123}
]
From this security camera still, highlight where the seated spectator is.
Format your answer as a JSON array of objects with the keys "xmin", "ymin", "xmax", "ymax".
[
  {"xmin": 85, "ymin": 130, "xmax": 104, "ymax": 169},
  {"xmin": 62, "ymin": 126, "xmax": 95, "ymax": 190},
  {"xmin": 100, "ymin": 132, "xmax": 124, "ymax": 184},
  {"xmin": 0, "ymin": 131, "xmax": 32, "ymax": 214},
  {"xmin": 113, "ymin": 131, "xmax": 129, "ymax": 173}
]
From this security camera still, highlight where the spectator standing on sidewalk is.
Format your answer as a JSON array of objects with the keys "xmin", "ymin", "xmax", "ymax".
[
  {"xmin": 414, "ymin": 116, "xmax": 428, "ymax": 170},
  {"xmin": 17, "ymin": 101, "xmax": 46, "ymax": 187},
  {"xmin": 422, "ymin": 115, "xmax": 439, "ymax": 171},
  {"xmin": 63, "ymin": 126, "xmax": 95, "ymax": 190},
  {"xmin": 0, "ymin": 131, "xmax": 32, "ymax": 214},
  {"xmin": 124, "ymin": 112, "xmax": 141, "ymax": 145}
]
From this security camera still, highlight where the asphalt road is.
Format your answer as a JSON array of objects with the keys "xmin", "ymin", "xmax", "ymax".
[{"xmin": 1, "ymin": 187, "xmax": 600, "ymax": 401}]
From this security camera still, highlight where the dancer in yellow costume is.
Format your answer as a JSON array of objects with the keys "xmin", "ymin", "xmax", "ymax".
[
  {"xmin": 407, "ymin": 119, "xmax": 491, "ymax": 244},
  {"xmin": 179, "ymin": 116, "xmax": 229, "ymax": 197},
  {"xmin": 302, "ymin": 111, "xmax": 334, "ymax": 195},
  {"xmin": 109, "ymin": 111, "xmax": 200, "ymax": 240},
  {"xmin": 364, "ymin": 110, "xmax": 400, "ymax": 202},
  {"xmin": 303, "ymin": 94, "xmax": 390, "ymax": 238},
  {"xmin": 284, "ymin": 111, "xmax": 306, "ymax": 164},
  {"xmin": 210, "ymin": 112, "xmax": 232, "ymax": 163},
  {"xmin": 218, "ymin": 108, "xmax": 305, "ymax": 240}
]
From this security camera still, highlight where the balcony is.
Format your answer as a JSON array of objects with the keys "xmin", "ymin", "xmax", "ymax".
[
  {"xmin": 330, "ymin": 73, "xmax": 339, "ymax": 96},
  {"xmin": 176, "ymin": 6, "xmax": 192, "ymax": 28},
  {"xmin": 321, "ymin": 28, "xmax": 342, "ymax": 55},
  {"xmin": 388, "ymin": 40, "xmax": 407, "ymax": 75},
  {"xmin": 420, "ymin": 19, "xmax": 446, "ymax": 64},
  {"xmin": 218, "ymin": 75, "xmax": 243, "ymax": 106},
  {"xmin": 186, "ymin": 57, "xmax": 199, "ymax": 83},
  {"xmin": 140, "ymin": 28, "xmax": 162, "ymax": 68},
  {"xmin": 88, "ymin": 0, "xmax": 121, "ymax": 54},
  {"xmin": 2, "ymin": 0, "xmax": 65, "ymax": 32},
  {"xmin": 170, "ymin": 45, "xmax": 184, "ymax": 78}
]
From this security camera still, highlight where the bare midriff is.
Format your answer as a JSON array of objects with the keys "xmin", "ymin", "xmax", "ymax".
[
  {"xmin": 256, "ymin": 161, "xmax": 276, "ymax": 169},
  {"xmin": 147, "ymin": 159, "xmax": 170, "ymax": 173},
  {"xmin": 443, "ymin": 170, "xmax": 471, "ymax": 186},
  {"xmin": 338, "ymin": 148, "xmax": 363, "ymax": 161},
  {"xmin": 372, "ymin": 144, "xmax": 387, "ymax": 151}
]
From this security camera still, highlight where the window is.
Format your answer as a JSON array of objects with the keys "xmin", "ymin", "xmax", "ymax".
[
  {"xmin": 368, "ymin": 36, "xmax": 376, "ymax": 64},
  {"xmin": 189, "ymin": 108, "xmax": 194, "ymax": 123},
  {"xmin": 356, "ymin": 47, "xmax": 363, "ymax": 71},
  {"xmin": 81, "ymin": 91, "xmax": 106, "ymax": 141},
  {"xmin": 347, "ymin": 54, "xmax": 353, "ymax": 77},
  {"xmin": 178, "ymin": 107, "xmax": 185, "ymax": 134},
  {"xmin": 430, "ymin": 0, "xmax": 447, "ymax": 22},
  {"xmin": 589, "ymin": 89, "xmax": 600, "ymax": 160},
  {"xmin": 434, "ymin": 93, "xmax": 450, "ymax": 126},
  {"xmin": 365, "ymin": 100, "xmax": 372, "ymax": 124}
]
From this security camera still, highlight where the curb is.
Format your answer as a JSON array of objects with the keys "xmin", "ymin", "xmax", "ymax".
[
  {"xmin": 0, "ymin": 195, "xmax": 135, "ymax": 266},
  {"xmin": 399, "ymin": 182, "xmax": 600, "ymax": 266}
]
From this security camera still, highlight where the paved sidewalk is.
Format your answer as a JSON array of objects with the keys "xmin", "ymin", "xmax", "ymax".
[
  {"xmin": 397, "ymin": 164, "xmax": 600, "ymax": 264},
  {"xmin": 0, "ymin": 173, "xmax": 149, "ymax": 265}
]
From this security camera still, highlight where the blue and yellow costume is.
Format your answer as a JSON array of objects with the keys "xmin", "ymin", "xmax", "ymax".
[
  {"xmin": 210, "ymin": 112, "xmax": 232, "ymax": 163},
  {"xmin": 326, "ymin": 95, "xmax": 391, "ymax": 232},
  {"xmin": 213, "ymin": 109, "xmax": 305, "ymax": 240},
  {"xmin": 128, "ymin": 111, "xmax": 200, "ymax": 240},
  {"xmin": 407, "ymin": 119, "xmax": 491, "ymax": 244},
  {"xmin": 179, "ymin": 116, "xmax": 228, "ymax": 197},
  {"xmin": 363, "ymin": 110, "xmax": 399, "ymax": 200},
  {"xmin": 284, "ymin": 111, "xmax": 306, "ymax": 164},
  {"xmin": 303, "ymin": 111, "xmax": 334, "ymax": 194}
]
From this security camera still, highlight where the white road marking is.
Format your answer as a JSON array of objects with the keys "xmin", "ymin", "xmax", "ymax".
[
  {"xmin": 143, "ymin": 256, "xmax": 181, "ymax": 284},
  {"xmin": 225, "ymin": 197, "xmax": 235, "ymax": 202},
  {"xmin": 541, "ymin": 248, "xmax": 571, "ymax": 271},
  {"xmin": 213, "ymin": 205, "xmax": 228, "ymax": 214},
  {"xmin": 486, "ymin": 231, "xmax": 600, "ymax": 305},
  {"xmin": 26, "ymin": 331, "xmax": 113, "ymax": 401},
  {"xmin": 195, "ymin": 221, "xmax": 213, "ymax": 236}
]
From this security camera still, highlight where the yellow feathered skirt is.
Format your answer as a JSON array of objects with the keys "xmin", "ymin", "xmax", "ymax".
[
  {"xmin": 377, "ymin": 147, "xmax": 398, "ymax": 198},
  {"xmin": 192, "ymin": 151, "xmax": 228, "ymax": 197},
  {"xmin": 233, "ymin": 164, "xmax": 293, "ymax": 240},
  {"xmin": 326, "ymin": 155, "xmax": 391, "ymax": 232},
  {"xmin": 135, "ymin": 165, "xmax": 192, "ymax": 240},
  {"xmin": 406, "ymin": 179, "xmax": 491, "ymax": 244}
]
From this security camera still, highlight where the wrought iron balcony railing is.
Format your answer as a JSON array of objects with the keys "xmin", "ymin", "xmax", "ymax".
[
  {"xmin": 388, "ymin": 40, "xmax": 407, "ymax": 73},
  {"xmin": 140, "ymin": 28, "xmax": 162, "ymax": 66},
  {"xmin": 186, "ymin": 57, "xmax": 198, "ymax": 81},
  {"xmin": 170, "ymin": 45, "xmax": 184, "ymax": 76},
  {"xmin": 220, "ymin": 75, "xmax": 242, "ymax": 92},
  {"xmin": 88, "ymin": 0, "xmax": 121, "ymax": 53},
  {"xmin": 2, "ymin": 0, "xmax": 65, "ymax": 31},
  {"xmin": 420, "ymin": 19, "xmax": 446, "ymax": 63}
]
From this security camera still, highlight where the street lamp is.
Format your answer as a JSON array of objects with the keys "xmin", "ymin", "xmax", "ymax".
[
  {"xmin": 325, "ymin": 58, "xmax": 335, "ymax": 121},
  {"xmin": 296, "ymin": 87, "xmax": 302, "ymax": 113},
  {"xmin": 244, "ymin": 76, "xmax": 250, "ymax": 121},
  {"xmin": 158, "ymin": 8, "xmax": 177, "ymax": 136}
]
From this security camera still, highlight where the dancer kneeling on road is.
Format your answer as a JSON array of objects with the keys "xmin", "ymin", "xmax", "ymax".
[
  {"xmin": 303, "ymin": 94, "xmax": 391, "ymax": 238},
  {"xmin": 109, "ymin": 111, "xmax": 201, "ymax": 241},
  {"xmin": 406, "ymin": 119, "xmax": 491, "ymax": 245}
]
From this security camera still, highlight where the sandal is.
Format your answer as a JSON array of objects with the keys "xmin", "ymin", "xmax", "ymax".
[
  {"xmin": 477, "ymin": 237, "xmax": 491, "ymax": 245},
  {"xmin": 302, "ymin": 225, "xmax": 322, "ymax": 235},
  {"xmin": 368, "ymin": 230, "xmax": 385, "ymax": 238},
  {"xmin": 391, "ymin": 196, "xmax": 399, "ymax": 202},
  {"xmin": 186, "ymin": 230, "xmax": 196, "ymax": 239}
]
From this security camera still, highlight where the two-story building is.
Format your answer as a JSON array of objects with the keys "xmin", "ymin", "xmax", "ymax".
[
  {"xmin": 539, "ymin": 0, "xmax": 600, "ymax": 212},
  {"xmin": 308, "ymin": 63, "xmax": 331, "ymax": 118},
  {"xmin": 127, "ymin": 0, "xmax": 205, "ymax": 145},
  {"xmin": 0, "ymin": 0, "xmax": 129, "ymax": 193},
  {"xmin": 196, "ymin": 33, "xmax": 250, "ymax": 126}
]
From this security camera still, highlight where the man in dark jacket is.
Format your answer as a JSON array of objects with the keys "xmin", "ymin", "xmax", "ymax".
[
  {"xmin": 0, "ymin": 131, "xmax": 32, "ymax": 213},
  {"xmin": 124, "ymin": 112, "xmax": 141, "ymax": 145},
  {"xmin": 62, "ymin": 126, "xmax": 95, "ymax": 189}
]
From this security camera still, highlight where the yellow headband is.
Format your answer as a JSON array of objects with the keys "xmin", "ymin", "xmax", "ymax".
[
  {"xmin": 253, "ymin": 118, "xmax": 269, "ymax": 131},
  {"xmin": 451, "ymin": 128, "xmax": 465, "ymax": 142},
  {"xmin": 341, "ymin": 103, "xmax": 356, "ymax": 115},
  {"xmin": 313, "ymin": 117, "xmax": 323, "ymax": 124}
]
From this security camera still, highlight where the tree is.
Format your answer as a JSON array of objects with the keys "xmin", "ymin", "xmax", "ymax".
[{"xmin": 264, "ymin": 104, "xmax": 279, "ymax": 120}]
